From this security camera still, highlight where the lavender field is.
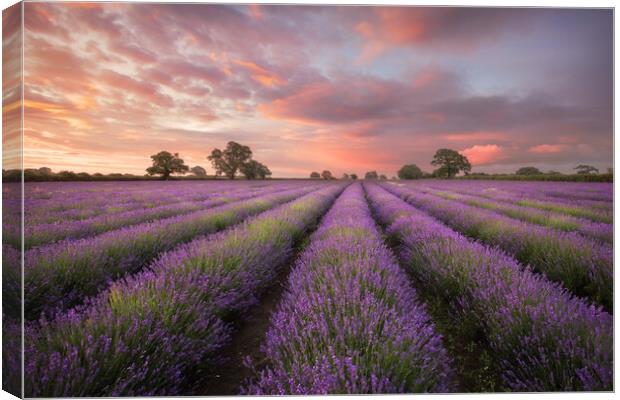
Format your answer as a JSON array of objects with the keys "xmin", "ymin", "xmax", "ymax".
[{"xmin": 2, "ymin": 179, "xmax": 613, "ymax": 395}]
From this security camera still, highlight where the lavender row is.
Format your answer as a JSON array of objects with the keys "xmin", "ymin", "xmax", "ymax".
[
  {"xmin": 16, "ymin": 185, "xmax": 320, "ymax": 320},
  {"xmin": 425, "ymin": 180, "xmax": 612, "ymax": 211},
  {"xmin": 10, "ymin": 181, "xmax": 285, "ymax": 225},
  {"xmin": 7, "ymin": 183, "xmax": 299, "ymax": 249},
  {"xmin": 415, "ymin": 181, "xmax": 612, "ymax": 222},
  {"xmin": 365, "ymin": 183, "xmax": 612, "ymax": 391},
  {"xmin": 424, "ymin": 180, "xmax": 613, "ymax": 203},
  {"xmin": 4, "ymin": 181, "xmax": 270, "ymax": 224},
  {"xmin": 418, "ymin": 187, "xmax": 612, "ymax": 244},
  {"xmin": 382, "ymin": 184, "xmax": 613, "ymax": 310},
  {"xmin": 246, "ymin": 183, "xmax": 453, "ymax": 394},
  {"xmin": 21, "ymin": 184, "xmax": 345, "ymax": 397}
]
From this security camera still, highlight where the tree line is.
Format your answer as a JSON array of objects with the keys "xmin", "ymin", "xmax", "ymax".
[
  {"xmin": 145, "ymin": 141, "xmax": 272, "ymax": 180},
  {"xmin": 312, "ymin": 148, "xmax": 472, "ymax": 180},
  {"xmin": 311, "ymin": 148, "xmax": 611, "ymax": 182},
  {"xmin": 4, "ymin": 145, "xmax": 611, "ymax": 182}
]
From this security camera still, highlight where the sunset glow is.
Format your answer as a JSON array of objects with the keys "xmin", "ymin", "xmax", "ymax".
[{"xmin": 16, "ymin": 3, "xmax": 612, "ymax": 177}]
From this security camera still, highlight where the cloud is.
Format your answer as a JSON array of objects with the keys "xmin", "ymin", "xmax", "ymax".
[
  {"xmin": 528, "ymin": 144, "xmax": 567, "ymax": 154},
  {"xmin": 354, "ymin": 8, "xmax": 531, "ymax": 61},
  {"xmin": 19, "ymin": 4, "xmax": 612, "ymax": 176},
  {"xmin": 461, "ymin": 144, "xmax": 506, "ymax": 165}
]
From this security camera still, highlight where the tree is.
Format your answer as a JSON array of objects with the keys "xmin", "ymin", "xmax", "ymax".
[
  {"xmin": 190, "ymin": 166, "xmax": 207, "ymax": 177},
  {"xmin": 350, "ymin": 174, "xmax": 358, "ymax": 180},
  {"xmin": 365, "ymin": 171, "xmax": 378, "ymax": 180},
  {"xmin": 208, "ymin": 141, "xmax": 252, "ymax": 179},
  {"xmin": 574, "ymin": 165, "xmax": 599, "ymax": 175},
  {"xmin": 379, "ymin": 174, "xmax": 388, "ymax": 180},
  {"xmin": 516, "ymin": 166, "xmax": 542, "ymax": 175},
  {"xmin": 241, "ymin": 160, "xmax": 272, "ymax": 179},
  {"xmin": 310, "ymin": 171, "xmax": 321, "ymax": 179},
  {"xmin": 397, "ymin": 164, "xmax": 423, "ymax": 180},
  {"xmin": 341, "ymin": 173, "xmax": 350, "ymax": 180},
  {"xmin": 430, "ymin": 149, "xmax": 471, "ymax": 178},
  {"xmin": 38, "ymin": 167, "xmax": 52, "ymax": 175},
  {"xmin": 146, "ymin": 151, "xmax": 189, "ymax": 180},
  {"xmin": 321, "ymin": 170, "xmax": 333, "ymax": 180}
]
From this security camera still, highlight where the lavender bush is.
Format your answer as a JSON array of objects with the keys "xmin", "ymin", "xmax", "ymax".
[
  {"xmin": 417, "ymin": 187, "xmax": 612, "ymax": 244},
  {"xmin": 365, "ymin": 183, "xmax": 612, "ymax": 391},
  {"xmin": 22, "ymin": 184, "xmax": 345, "ymax": 396},
  {"xmin": 245, "ymin": 183, "xmax": 453, "ymax": 394},
  {"xmin": 382, "ymin": 183, "xmax": 613, "ymax": 310},
  {"xmin": 6, "ymin": 182, "xmax": 297, "ymax": 249},
  {"xmin": 18, "ymin": 185, "xmax": 319, "ymax": 320}
]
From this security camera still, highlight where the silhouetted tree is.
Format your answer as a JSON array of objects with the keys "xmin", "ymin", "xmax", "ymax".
[
  {"xmin": 431, "ymin": 149, "xmax": 471, "ymax": 178},
  {"xmin": 379, "ymin": 174, "xmax": 388, "ymax": 180},
  {"xmin": 310, "ymin": 171, "xmax": 321, "ymax": 179},
  {"xmin": 208, "ymin": 141, "xmax": 252, "ymax": 179},
  {"xmin": 321, "ymin": 170, "xmax": 333, "ymax": 180},
  {"xmin": 350, "ymin": 174, "xmax": 358, "ymax": 180},
  {"xmin": 516, "ymin": 166, "xmax": 543, "ymax": 175},
  {"xmin": 574, "ymin": 165, "xmax": 599, "ymax": 175},
  {"xmin": 397, "ymin": 164, "xmax": 423, "ymax": 180},
  {"xmin": 341, "ymin": 173, "xmax": 350, "ymax": 180},
  {"xmin": 190, "ymin": 166, "xmax": 207, "ymax": 177},
  {"xmin": 365, "ymin": 171, "xmax": 378, "ymax": 180},
  {"xmin": 241, "ymin": 160, "xmax": 272, "ymax": 179},
  {"xmin": 146, "ymin": 151, "xmax": 189, "ymax": 180},
  {"xmin": 38, "ymin": 167, "xmax": 52, "ymax": 175}
]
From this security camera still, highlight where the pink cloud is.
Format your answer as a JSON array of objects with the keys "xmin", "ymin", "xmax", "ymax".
[
  {"xmin": 528, "ymin": 144, "xmax": 567, "ymax": 153},
  {"xmin": 461, "ymin": 144, "xmax": 505, "ymax": 165}
]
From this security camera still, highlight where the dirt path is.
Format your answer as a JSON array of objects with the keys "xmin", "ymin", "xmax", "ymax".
[{"xmin": 192, "ymin": 259, "xmax": 294, "ymax": 395}]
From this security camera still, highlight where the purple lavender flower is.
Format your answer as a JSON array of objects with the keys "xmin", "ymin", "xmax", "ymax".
[
  {"xmin": 23, "ymin": 185, "xmax": 321, "ymax": 320},
  {"xmin": 380, "ymin": 182, "xmax": 613, "ymax": 310},
  {"xmin": 245, "ymin": 184, "xmax": 453, "ymax": 394},
  {"xmin": 23, "ymin": 184, "xmax": 345, "ymax": 397},
  {"xmin": 365, "ymin": 183, "xmax": 612, "ymax": 391}
]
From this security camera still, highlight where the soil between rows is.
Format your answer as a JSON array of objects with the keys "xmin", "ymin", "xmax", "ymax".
[{"xmin": 191, "ymin": 187, "xmax": 347, "ymax": 395}]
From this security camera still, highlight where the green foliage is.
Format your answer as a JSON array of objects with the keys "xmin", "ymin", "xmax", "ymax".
[
  {"xmin": 431, "ymin": 149, "xmax": 472, "ymax": 178},
  {"xmin": 146, "ymin": 151, "xmax": 189, "ymax": 180},
  {"xmin": 190, "ymin": 165, "xmax": 207, "ymax": 177},
  {"xmin": 364, "ymin": 171, "xmax": 378, "ymax": 180},
  {"xmin": 208, "ymin": 141, "xmax": 253, "ymax": 179},
  {"xmin": 515, "ymin": 166, "xmax": 542, "ymax": 175},
  {"xmin": 397, "ymin": 164, "xmax": 423, "ymax": 180},
  {"xmin": 240, "ymin": 160, "xmax": 272, "ymax": 179},
  {"xmin": 574, "ymin": 164, "xmax": 599, "ymax": 175}
]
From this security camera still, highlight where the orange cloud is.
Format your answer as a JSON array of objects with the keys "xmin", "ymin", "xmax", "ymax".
[
  {"xmin": 233, "ymin": 59, "xmax": 286, "ymax": 87},
  {"xmin": 528, "ymin": 144, "xmax": 566, "ymax": 154},
  {"xmin": 461, "ymin": 144, "xmax": 505, "ymax": 165}
]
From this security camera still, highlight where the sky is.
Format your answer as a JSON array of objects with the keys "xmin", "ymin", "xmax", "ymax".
[{"xmin": 12, "ymin": 3, "xmax": 613, "ymax": 177}]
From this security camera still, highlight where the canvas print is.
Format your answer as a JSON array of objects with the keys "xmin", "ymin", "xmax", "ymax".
[{"xmin": 1, "ymin": 1, "xmax": 614, "ymax": 397}]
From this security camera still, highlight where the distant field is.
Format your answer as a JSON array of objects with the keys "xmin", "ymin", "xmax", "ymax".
[{"xmin": 2, "ymin": 179, "xmax": 612, "ymax": 395}]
